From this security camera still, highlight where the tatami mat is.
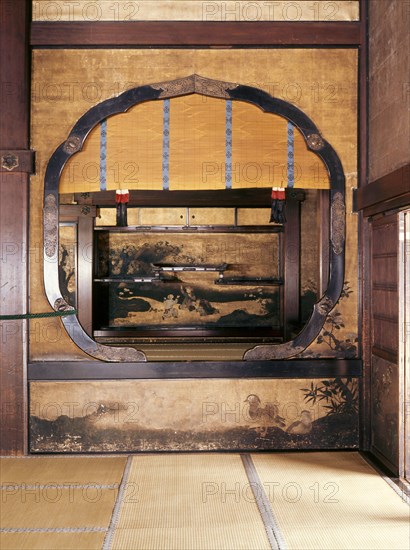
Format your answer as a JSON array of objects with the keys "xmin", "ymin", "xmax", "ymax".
[
  {"xmin": 0, "ymin": 457, "xmax": 127, "ymax": 486},
  {"xmin": 111, "ymin": 526, "xmax": 269, "ymax": 550},
  {"xmin": 0, "ymin": 457, "xmax": 126, "ymax": 550},
  {"xmin": 110, "ymin": 454, "xmax": 271, "ymax": 549},
  {"xmin": 1, "ymin": 488, "xmax": 117, "ymax": 529},
  {"xmin": 252, "ymin": 452, "xmax": 410, "ymax": 550},
  {"xmin": 0, "ymin": 532, "xmax": 106, "ymax": 550},
  {"xmin": 0, "ymin": 452, "xmax": 408, "ymax": 550}
]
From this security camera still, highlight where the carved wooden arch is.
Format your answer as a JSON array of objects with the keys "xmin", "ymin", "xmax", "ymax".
[{"xmin": 43, "ymin": 74, "xmax": 346, "ymax": 362}]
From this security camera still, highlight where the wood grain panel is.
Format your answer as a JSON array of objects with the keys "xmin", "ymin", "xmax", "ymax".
[
  {"xmin": 27, "ymin": 359, "xmax": 362, "ymax": 380},
  {"xmin": 370, "ymin": 354, "xmax": 400, "ymax": 474},
  {"xmin": 355, "ymin": 164, "xmax": 410, "ymax": 213},
  {"xmin": 0, "ymin": 174, "xmax": 28, "ymax": 455},
  {"xmin": 0, "ymin": 150, "xmax": 34, "ymax": 173},
  {"xmin": 0, "ymin": 5, "xmax": 29, "ymax": 149},
  {"xmin": 371, "ymin": 289, "xmax": 399, "ymax": 320},
  {"xmin": 30, "ymin": 21, "xmax": 362, "ymax": 46},
  {"xmin": 372, "ymin": 220, "xmax": 399, "ymax": 250},
  {"xmin": 370, "ymin": 213, "xmax": 400, "ymax": 473},
  {"xmin": 0, "ymin": 0, "xmax": 30, "ymax": 455},
  {"xmin": 371, "ymin": 217, "xmax": 399, "ymax": 360}
]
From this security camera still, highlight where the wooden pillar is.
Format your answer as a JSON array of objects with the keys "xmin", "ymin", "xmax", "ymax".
[
  {"xmin": 0, "ymin": 0, "xmax": 31, "ymax": 455},
  {"xmin": 283, "ymin": 192, "xmax": 303, "ymax": 340},
  {"xmin": 317, "ymin": 190, "xmax": 330, "ymax": 296}
]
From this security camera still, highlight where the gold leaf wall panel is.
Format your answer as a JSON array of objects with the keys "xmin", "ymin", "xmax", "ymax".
[
  {"xmin": 302, "ymin": 175, "xmax": 358, "ymax": 359},
  {"xmin": 293, "ymin": 127, "xmax": 329, "ymax": 188},
  {"xmin": 60, "ymin": 125, "xmax": 101, "ymax": 193},
  {"xmin": 32, "ymin": 1, "xmax": 360, "ymax": 22},
  {"xmin": 30, "ymin": 48, "xmax": 357, "ymax": 359}
]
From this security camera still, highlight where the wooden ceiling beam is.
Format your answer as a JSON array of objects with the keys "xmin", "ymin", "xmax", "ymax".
[{"xmin": 31, "ymin": 21, "xmax": 362, "ymax": 47}]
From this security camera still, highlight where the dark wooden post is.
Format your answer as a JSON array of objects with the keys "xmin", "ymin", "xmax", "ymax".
[
  {"xmin": 0, "ymin": 0, "xmax": 31, "ymax": 455},
  {"xmin": 318, "ymin": 190, "xmax": 330, "ymax": 296},
  {"xmin": 283, "ymin": 191, "xmax": 304, "ymax": 340}
]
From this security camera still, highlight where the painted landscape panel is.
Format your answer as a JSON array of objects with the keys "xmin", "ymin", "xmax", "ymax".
[
  {"xmin": 95, "ymin": 232, "xmax": 282, "ymax": 329},
  {"xmin": 30, "ymin": 378, "xmax": 359, "ymax": 452}
]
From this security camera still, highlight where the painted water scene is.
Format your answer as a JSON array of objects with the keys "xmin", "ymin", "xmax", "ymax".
[
  {"xmin": 30, "ymin": 378, "xmax": 359, "ymax": 452},
  {"xmin": 95, "ymin": 231, "xmax": 282, "ymax": 329}
]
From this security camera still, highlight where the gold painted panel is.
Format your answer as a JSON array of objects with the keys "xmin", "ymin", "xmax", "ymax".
[
  {"xmin": 58, "ymin": 224, "xmax": 76, "ymax": 307},
  {"xmin": 106, "ymin": 101, "xmax": 163, "ymax": 190},
  {"xmin": 301, "ymin": 174, "xmax": 358, "ymax": 358},
  {"xmin": 95, "ymin": 231, "xmax": 281, "ymax": 328},
  {"xmin": 139, "ymin": 207, "xmax": 186, "ymax": 225},
  {"xmin": 60, "ymin": 125, "xmax": 101, "ymax": 193},
  {"xmin": 232, "ymin": 104, "xmax": 288, "ymax": 189},
  {"xmin": 189, "ymin": 207, "xmax": 235, "ymax": 225},
  {"xmin": 237, "ymin": 208, "xmax": 272, "ymax": 226},
  {"xmin": 29, "ymin": 378, "xmax": 359, "ymax": 452},
  {"xmin": 169, "ymin": 95, "xmax": 226, "ymax": 191},
  {"xmin": 32, "ymin": 1, "xmax": 360, "ymax": 22},
  {"xmin": 59, "ymin": 97, "xmax": 330, "ymax": 194},
  {"xmin": 95, "ymin": 207, "xmax": 237, "ymax": 226},
  {"xmin": 30, "ymin": 48, "xmax": 357, "ymax": 359},
  {"xmin": 232, "ymin": 108, "xmax": 329, "ymax": 189},
  {"xmin": 293, "ymin": 127, "xmax": 329, "ymax": 189},
  {"xmin": 96, "ymin": 208, "xmax": 117, "ymax": 226},
  {"xmin": 96, "ymin": 207, "xmax": 140, "ymax": 226}
]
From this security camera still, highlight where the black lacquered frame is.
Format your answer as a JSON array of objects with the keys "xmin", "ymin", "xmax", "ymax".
[{"xmin": 43, "ymin": 75, "xmax": 346, "ymax": 363}]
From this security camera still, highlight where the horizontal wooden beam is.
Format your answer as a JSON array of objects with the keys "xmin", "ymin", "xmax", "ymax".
[
  {"xmin": 59, "ymin": 204, "xmax": 97, "ymax": 219},
  {"xmin": 0, "ymin": 150, "xmax": 35, "ymax": 174},
  {"xmin": 354, "ymin": 164, "xmax": 410, "ymax": 216},
  {"xmin": 73, "ymin": 188, "xmax": 305, "ymax": 207},
  {"xmin": 28, "ymin": 359, "xmax": 362, "ymax": 380},
  {"xmin": 31, "ymin": 21, "xmax": 362, "ymax": 47}
]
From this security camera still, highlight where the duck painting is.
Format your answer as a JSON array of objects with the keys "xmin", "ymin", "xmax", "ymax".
[
  {"xmin": 286, "ymin": 410, "xmax": 313, "ymax": 435},
  {"xmin": 244, "ymin": 394, "xmax": 286, "ymax": 437}
]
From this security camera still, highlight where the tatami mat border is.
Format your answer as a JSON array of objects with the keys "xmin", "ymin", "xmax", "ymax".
[
  {"xmin": 0, "ymin": 455, "xmax": 129, "ymax": 459},
  {"xmin": 359, "ymin": 453, "xmax": 410, "ymax": 505},
  {"xmin": 241, "ymin": 454, "xmax": 287, "ymax": 550},
  {"xmin": 0, "ymin": 484, "xmax": 119, "ymax": 490},
  {"xmin": 0, "ymin": 527, "xmax": 107, "ymax": 533},
  {"xmin": 103, "ymin": 456, "xmax": 133, "ymax": 550}
]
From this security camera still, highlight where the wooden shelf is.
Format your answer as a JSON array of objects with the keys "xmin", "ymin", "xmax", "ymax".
[
  {"xmin": 94, "ymin": 327, "xmax": 283, "ymax": 342},
  {"xmin": 94, "ymin": 225, "xmax": 283, "ymax": 233},
  {"xmin": 216, "ymin": 277, "xmax": 283, "ymax": 286}
]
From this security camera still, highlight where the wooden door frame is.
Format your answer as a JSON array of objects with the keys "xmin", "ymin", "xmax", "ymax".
[{"xmin": 0, "ymin": 0, "xmax": 31, "ymax": 455}]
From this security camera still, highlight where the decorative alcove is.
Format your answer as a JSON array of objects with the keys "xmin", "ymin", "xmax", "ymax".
[
  {"xmin": 43, "ymin": 75, "xmax": 346, "ymax": 363},
  {"xmin": 1, "ymin": 3, "xmax": 369, "ymax": 458}
]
